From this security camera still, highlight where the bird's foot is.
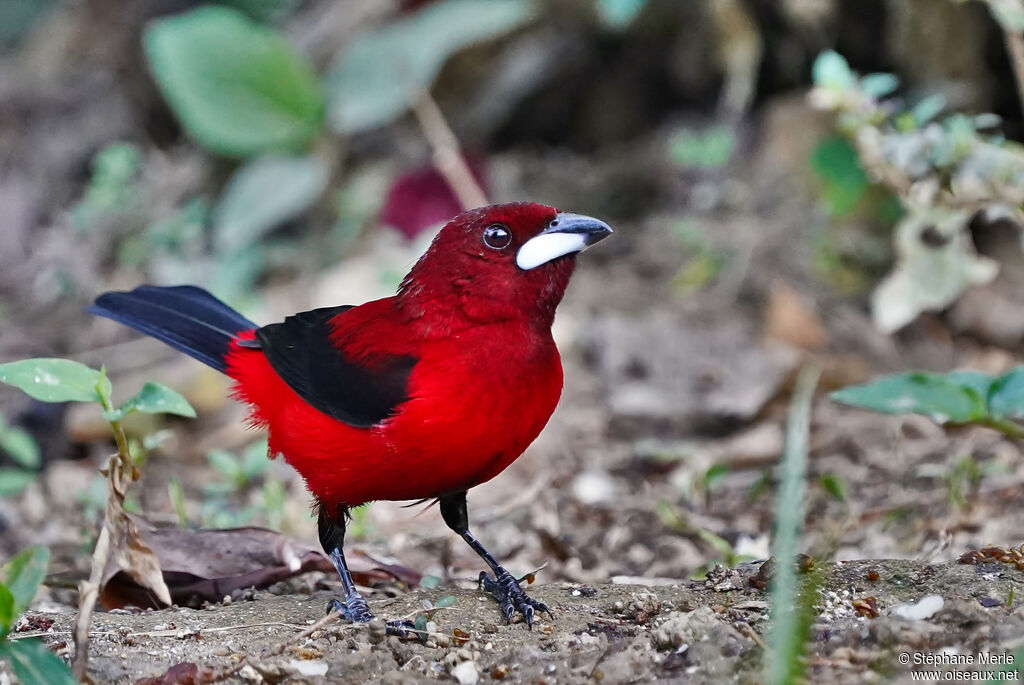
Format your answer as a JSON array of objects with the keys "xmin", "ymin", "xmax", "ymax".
[
  {"xmin": 478, "ymin": 570, "xmax": 552, "ymax": 628},
  {"xmin": 325, "ymin": 596, "xmax": 417, "ymax": 638}
]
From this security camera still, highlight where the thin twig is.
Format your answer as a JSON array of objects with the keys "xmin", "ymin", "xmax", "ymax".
[
  {"xmin": 411, "ymin": 92, "xmax": 488, "ymax": 210},
  {"xmin": 72, "ymin": 455, "xmax": 116, "ymax": 682}
]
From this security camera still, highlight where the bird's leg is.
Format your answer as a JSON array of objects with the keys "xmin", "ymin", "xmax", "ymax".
[
  {"xmin": 439, "ymin": 492, "xmax": 551, "ymax": 627},
  {"xmin": 317, "ymin": 504, "xmax": 415, "ymax": 637}
]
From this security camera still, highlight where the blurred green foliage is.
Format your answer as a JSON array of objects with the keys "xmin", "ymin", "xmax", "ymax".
[
  {"xmin": 213, "ymin": 155, "xmax": 329, "ymax": 252},
  {"xmin": 0, "ymin": 546, "xmax": 75, "ymax": 685},
  {"xmin": 0, "ymin": 413, "xmax": 41, "ymax": 498},
  {"xmin": 0, "ymin": 0, "xmax": 56, "ymax": 48},
  {"xmin": 200, "ymin": 439, "xmax": 289, "ymax": 530},
  {"xmin": 71, "ymin": 143, "xmax": 142, "ymax": 231},
  {"xmin": 145, "ymin": 6, "xmax": 324, "ymax": 157},
  {"xmin": 670, "ymin": 220, "xmax": 726, "ymax": 295},
  {"xmin": 811, "ymin": 50, "xmax": 1024, "ymax": 332},
  {"xmin": 668, "ymin": 125, "xmax": 736, "ymax": 170},
  {"xmin": 831, "ymin": 366, "xmax": 1024, "ymax": 438},
  {"xmin": 809, "ymin": 137, "xmax": 868, "ymax": 216},
  {"xmin": 127, "ymin": 0, "xmax": 535, "ymax": 309},
  {"xmin": 325, "ymin": 0, "xmax": 532, "ymax": 134},
  {"xmin": 594, "ymin": 0, "xmax": 649, "ymax": 29}
]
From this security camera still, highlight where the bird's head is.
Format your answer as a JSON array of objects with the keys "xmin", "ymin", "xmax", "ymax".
[{"xmin": 398, "ymin": 202, "xmax": 612, "ymax": 327}]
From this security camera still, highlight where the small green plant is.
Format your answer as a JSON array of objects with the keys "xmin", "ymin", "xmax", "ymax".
[
  {"xmin": 200, "ymin": 439, "xmax": 289, "ymax": 529},
  {"xmin": 817, "ymin": 472, "xmax": 847, "ymax": 503},
  {"xmin": 0, "ymin": 357, "xmax": 196, "ymax": 676},
  {"xmin": 944, "ymin": 455, "xmax": 982, "ymax": 512},
  {"xmin": 670, "ymin": 220, "xmax": 727, "ymax": 295},
  {"xmin": 205, "ymin": 439, "xmax": 271, "ymax": 494},
  {"xmin": 70, "ymin": 142, "xmax": 142, "ymax": 231},
  {"xmin": 810, "ymin": 50, "xmax": 1024, "ymax": 333},
  {"xmin": 830, "ymin": 366, "xmax": 1024, "ymax": 438},
  {"xmin": 668, "ymin": 124, "xmax": 736, "ymax": 170},
  {"xmin": 0, "ymin": 546, "xmax": 76, "ymax": 685},
  {"xmin": 656, "ymin": 500, "xmax": 752, "ymax": 576},
  {"xmin": 0, "ymin": 413, "xmax": 41, "ymax": 497}
]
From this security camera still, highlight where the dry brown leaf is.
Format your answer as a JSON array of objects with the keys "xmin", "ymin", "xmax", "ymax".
[
  {"xmin": 101, "ymin": 517, "xmax": 422, "ymax": 609},
  {"xmin": 763, "ymin": 280, "xmax": 827, "ymax": 351}
]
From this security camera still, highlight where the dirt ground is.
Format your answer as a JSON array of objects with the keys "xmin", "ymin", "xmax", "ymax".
[{"xmin": 9, "ymin": 559, "xmax": 1024, "ymax": 684}]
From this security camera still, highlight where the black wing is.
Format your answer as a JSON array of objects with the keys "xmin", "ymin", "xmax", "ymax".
[{"xmin": 252, "ymin": 306, "xmax": 416, "ymax": 428}]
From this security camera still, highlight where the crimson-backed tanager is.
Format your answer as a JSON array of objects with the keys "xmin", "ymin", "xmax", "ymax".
[{"xmin": 89, "ymin": 202, "xmax": 612, "ymax": 632}]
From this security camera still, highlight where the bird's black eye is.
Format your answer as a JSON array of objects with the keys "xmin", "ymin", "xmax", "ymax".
[{"xmin": 482, "ymin": 224, "xmax": 512, "ymax": 250}]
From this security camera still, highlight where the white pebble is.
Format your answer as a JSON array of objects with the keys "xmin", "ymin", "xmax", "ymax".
[
  {"xmin": 451, "ymin": 660, "xmax": 480, "ymax": 685},
  {"xmin": 891, "ymin": 595, "xmax": 944, "ymax": 621},
  {"xmin": 289, "ymin": 659, "xmax": 328, "ymax": 676}
]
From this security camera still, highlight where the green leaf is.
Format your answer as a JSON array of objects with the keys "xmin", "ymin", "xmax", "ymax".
[
  {"xmin": 594, "ymin": 0, "xmax": 649, "ymax": 29},
  {"xmin": 115, "ymin": 381, "xmax": 196, "ymax": 420},
  {"xmin": 1, "ymin": 546, "xmax": 49, "ymax": 618},
  {"xmin": 669, "ymin": 125, "xmax": 736, "ymax": 170},
  {"xmin": 220, "ymin": 0, "xmax": 297, "ymax": 23},
  {"xmin": 213, "ymin": 154, "xmax": 328, "ymax": 251},
  {"xmin": 810, "ymin": 136, "xmax": 868, "ymax": 216},
  {"xmin": 434, "ymin": 595, "xmax": 457, "ymax": 608},
  {"xmin": 0, "ymin": 584, "xmax": 14, "ymax": 638},
  {"xmin": 0, "ymin": 469, "xmax": 36, "ymax": 497},
  {"xmin": 0, "ymin": 0, "xmax": 57, "ymax": 48},
  {"xmin": 948, "ymin": 370, "xmax": 995, "ymax": 399},
  {"xmin": 326, "ymin": 0, "xmax": 532, "ymax": 134},
  {"xmin": 240, "ymin": 439, "xmax": 271, "ymax": 479},
  {"xmin": 912, "ymin": 94, "xmax": 946, "ymax": 126},
  {"xmin": 990, "ymin": 367, "xmax": 1024, "ymax": 419},
  {"xmin": 830, "ymin": 372, "xmax": 988, "ymax": 424},
  {"xmin": 987, "ymin": 0, "xmax": 1024, "ymax": 33},
  {"xmin": 0, "ymin": 639, "xmax": 77, "ymax": 685},
  {"xmin": 701, "ymin": 463, "xmax": 729, "ymax": 490},
  {"xmin": 0, "ymin": 426, "xmax": 40, "ymax": 469},
  {"xmin": 818, "ymin": 473, "xmax": 847, "ymax": 502},
  {"xmin": 812, "ymin": 50, "xmax": 854, "ymax": 90},
  {"xmin": 207, "ymin": 449, "xmax": 242, "ymax": 481},
  {"xmin": 859, "ymin": 73, "xmax": 898, "ymax": 99},
  {"xmin": 144, "ymin": 5, "xmax": 325, "ymax": 157},
  {"xmin": 0, "ymin": 358, "xmax": 109, "ymax": 404}
]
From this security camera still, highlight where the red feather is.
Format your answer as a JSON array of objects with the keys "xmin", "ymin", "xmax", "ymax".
[{"xmin": 226, "ymin": 203, "xmax": 570, "ymax": 509}]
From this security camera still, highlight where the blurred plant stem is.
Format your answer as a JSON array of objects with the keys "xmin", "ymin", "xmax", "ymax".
[
  {"xmin": 767, "ymin": 365, "xmax": 821, "ymax": 685},
  {"xmin": 1004, "ymin": 30, "xmax": 1024, "ymax": 113},
  {"xmin": 412, "ymin": 91, "xmax": 488, "ymax": 209}
]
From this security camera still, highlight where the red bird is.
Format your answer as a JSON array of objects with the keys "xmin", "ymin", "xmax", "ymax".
[{"xmin": 89, "ymin": 202, "xmax": 611, "ymax": 631}]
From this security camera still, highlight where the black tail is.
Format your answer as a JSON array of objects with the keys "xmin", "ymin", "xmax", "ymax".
[{"xmin": 88, "ymin": 285, "xmax": 257, "ymax": 373}]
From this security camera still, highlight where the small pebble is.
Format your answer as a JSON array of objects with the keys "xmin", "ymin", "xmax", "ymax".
[
  {"xmin": 368, "ymin": 618, "xmax": 387, "ymax": 645},
  {"xmin": 451, "ymin": 661, "xmax": 480, "ymax": 685}
]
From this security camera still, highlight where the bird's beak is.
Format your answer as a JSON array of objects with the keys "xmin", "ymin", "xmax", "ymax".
[{"xmin": 516, "ymin": 213, "xmax": 613, "ymax": 270}]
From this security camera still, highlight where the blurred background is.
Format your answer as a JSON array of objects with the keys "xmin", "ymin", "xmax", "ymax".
[{"xmin": 1, "ymin": 0, "xmax": 1024, "ymax": 605}]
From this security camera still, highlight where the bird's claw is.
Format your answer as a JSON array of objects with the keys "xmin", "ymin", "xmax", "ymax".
[
  {"xmin": 478, "ymin": 570, "xmax": 551, "ymax": 628},
  {"xmin": 325, "ymin": 597, "xmax": 417, "ymax": 638}
]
